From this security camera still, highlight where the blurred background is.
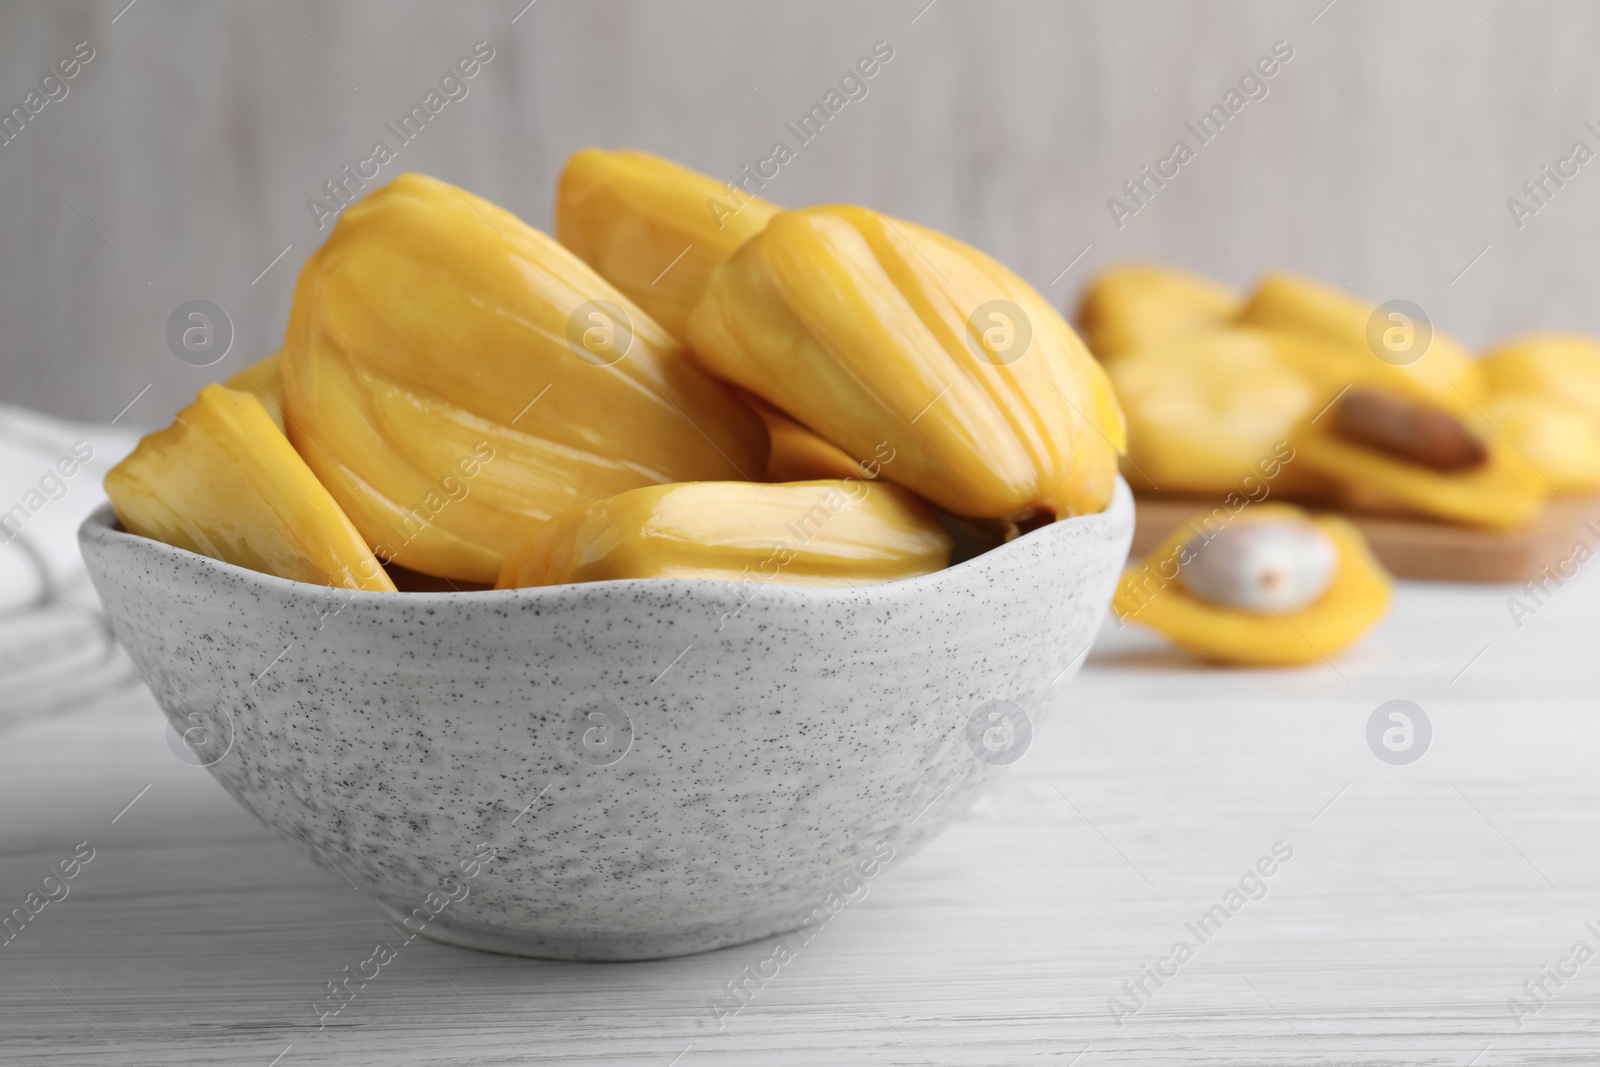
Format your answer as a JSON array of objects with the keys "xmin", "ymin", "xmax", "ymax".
[{"xmin": 2, "ymin": 0, "xmax": 1598, "ymax": 427}]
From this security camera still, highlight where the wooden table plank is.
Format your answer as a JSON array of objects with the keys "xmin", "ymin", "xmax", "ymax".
[{"xmin": 2, "ymin": 577, "xmax": 1597, "ymax": 1065}]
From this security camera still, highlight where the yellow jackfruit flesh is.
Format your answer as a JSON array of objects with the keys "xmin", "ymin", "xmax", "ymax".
[
  {"xmin": 1110, "ymin": 330, "xmax": 1325, "ymax": 495},
  {"xmin": 105, "ymin": 384, "xmax": 395, "ymax": 591},
  {"xmin": 688, "ymin": 204, "xmax": 1126, "ymax": 522},
  {"xmin": 1077, "ymin": 263, "xmax": 1240, "ymax": 361},
  {"xmin": 1292, "ymin": 392, "xmax": 1549, "ymax": 529},
  {"xmin": 555, "ymin": 148, "xmax": 781, "ymax": 341},
  {"xmin": 496, "ymin": 480, "xmax": 953, "ymax": 588},
  {"xmin": 1107, "ymin": 326, "xmax": 1468, "ymax": 495},
  {"xmin": 745, "ymin": 395, "xmax": 867, "ymax": 482},
  {"xmin": 1115, "ymin": 505, "xmax": 1391, "ymax": 667},
  {"xmin": 1237, "ymin": 273, "xmax": 1485, "ymax": 411},
  {"xmin": 1481, "ymin": 394, "xmax": 1600, "ymax": 493},
  {"xmin": 282, "ymin": 172, "xmax": 768, "ymax": 584},
  {"xmin": 225, "ymin": 353, "xmax": 284, "ymax": 429},
  {"xmin": 1481, "ymin": 333, "xmax": 1600, "ymax": 422}
]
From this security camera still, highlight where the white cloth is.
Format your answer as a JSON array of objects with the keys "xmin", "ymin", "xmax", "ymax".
[{"xmin": 0, "ymin": 404, "xmax": 140, "ymax": 730}]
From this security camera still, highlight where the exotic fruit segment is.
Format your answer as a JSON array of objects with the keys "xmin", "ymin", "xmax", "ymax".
[
  {"xmin": 688, "ymin": 204, "xmax": 1126, "ymax": 521},
  {"xmin": 1237, "ymin": 273, "xmax": 1485, "ymax": 409},
  {"xmin": 225, "ymin": 353, "xmax": 284, "ymax": 429},
  {"xmin": 1110, "ymin": 324, "xmax": 1486, "ymax": 497},
  {"xmin": 1293, "ymin": 387, "xmax": 1549, "ymax": 528},
  {"xmin": 496, "ymin": 480, "xmax": 953, "ymax": 589},
  {"xmin": 555, "ymin": 148, "xmax": 781, "ymax": 341},
  {"xmin": 1110, "ymin": 329, "xmax": 1325, "ymax": 495},
  {"xmin": 1114, "ymin": 505, "xmax": 1390, "ymax": 667},
  {"xmin": 105, "ymin": 384, "xmax": 395, "ymax": 591},
  {"xmin": 1481, "ymin": 333, "xmax": 1600, "ymax": 423},
  {"xmin": 745, "ymin": 395, "xmax": 866, "ymax": 482},
  {"xmin": 1480, "ymin": 394, "xmax": 1600, "ymax": 494},
  {"xmin": 281, "ymin": 172, "xmax": 768, "ymax": 584},
  {"xmin": 1478, "ymin": 334, "xmax": 1600, "ymax": 493},
  {"xmin": 1077, "ymin": 263, "xmax": 1240, "ymax": 361}
]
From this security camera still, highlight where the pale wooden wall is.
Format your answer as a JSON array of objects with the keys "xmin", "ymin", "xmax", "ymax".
[{"xmin": 3, "ymin": 0, "xmax": 1599, "ymax": 426}]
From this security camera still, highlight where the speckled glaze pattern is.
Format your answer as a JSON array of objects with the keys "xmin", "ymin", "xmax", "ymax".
[{"xmin": 79, "ymin": 479, "xmax": 1133, "ymax": 961}]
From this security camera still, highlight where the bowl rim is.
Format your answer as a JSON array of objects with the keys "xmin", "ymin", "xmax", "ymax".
[{"xmin": 80, "ymin": 477, "xmax": 1132, "ymax": 606}]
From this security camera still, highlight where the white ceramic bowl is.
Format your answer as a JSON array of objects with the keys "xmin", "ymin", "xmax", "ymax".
[{"xmin": 79, "ymin": 478, "xmax": 1132, "ymax": 960}]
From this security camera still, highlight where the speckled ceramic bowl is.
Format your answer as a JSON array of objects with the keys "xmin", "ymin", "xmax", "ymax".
[{"xmin": 79, "ymin": 478, "xmax": 1132, "ymax": 960}]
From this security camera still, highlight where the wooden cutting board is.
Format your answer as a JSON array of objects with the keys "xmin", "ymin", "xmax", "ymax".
[{"xmin": 1131, "ymin": 492, "xmax": 1600, "ymax": 583}]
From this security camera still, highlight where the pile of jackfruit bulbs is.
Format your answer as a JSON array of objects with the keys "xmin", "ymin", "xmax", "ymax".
[
  {"xmin": 1080, "ymin": 264, "xmax": 1600, "ymax": 665},
  {"xmin": 1079, "ymin": 264, "xmax": 1600, "ymax": 529},
  {"xmin": 105, "ymin": 150, "xmax": 1127, "ymax": 594}
]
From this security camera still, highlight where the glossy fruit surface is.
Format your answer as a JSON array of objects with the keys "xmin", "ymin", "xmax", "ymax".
[
  {"xmin": 1077, "ymin": 263, "xmax": 1240, "ymax": 361},
  {"xmin": 689, "ymin": 204, "xmax": 1125, "ymax": 521},
  {"xmin": 1238, "ymin": 273, "xmax": 1484, "ymax": 410},
  {"xmin": 496, "ymin": 479, "xmax": 953, "ymax": 588},
  {"xmin": 1115, "ymin": 504, "xmax": 1390, "ymax": 667},
  {"xmin": 282, "ymin": 172, "xmax": 767, "ymax": 583},
  {"xmin": 106, "ymin": 384, "xmax": 394, "ymax": 591},
  {"xmin": 556, "ymin": 148, "xmax": 780, "ymax": 341}
]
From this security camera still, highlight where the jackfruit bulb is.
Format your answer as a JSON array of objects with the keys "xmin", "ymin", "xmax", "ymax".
[
  {"xmin": 555, "ymin": 148, "xmax": 781, "ymax": 342},
  {"xmin": 688, "ymin": 204, "xmax": 1126, "ymax": 522},
  {"xmin": 281, "ymin": 172, "xmax": 768, "ymax": 584},
  {"xmin": 497, "ymin": 480, "xmax": 952, "ymax": 588},
  {"xmin": 105, "ymin": 384, "xmax": 395, "ymax": 591}
]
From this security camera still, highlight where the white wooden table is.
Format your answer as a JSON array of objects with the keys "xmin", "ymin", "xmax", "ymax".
[{"xmin": 2, "ymin": 573, "xmax": 1595, "ymax": 1066}]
